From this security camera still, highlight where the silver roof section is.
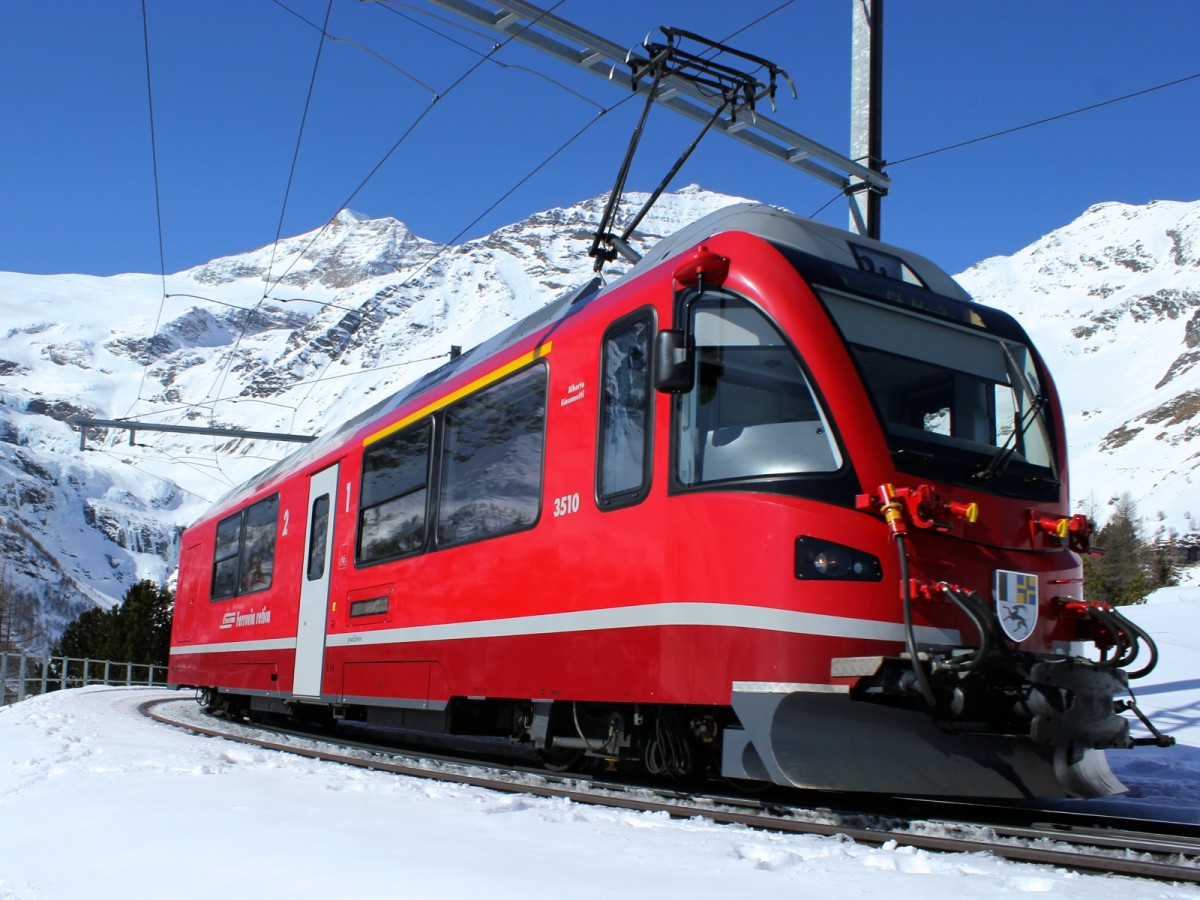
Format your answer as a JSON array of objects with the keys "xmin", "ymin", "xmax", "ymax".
[{"xmin": 616, "ymin": 203, "xmax": 970, "ymax": 301}]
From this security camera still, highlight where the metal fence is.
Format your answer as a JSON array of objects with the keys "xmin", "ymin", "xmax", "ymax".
[{"xmin": 0, "ymin": 651, "xmax": 168, "ymax": 707}]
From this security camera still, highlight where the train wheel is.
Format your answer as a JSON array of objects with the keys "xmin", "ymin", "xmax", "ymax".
[
  {"xmin": 198, "ymin": 687, "xmax": 219, "ymax": 714},
  {"xmin": 537, "ymin": 747, "xmax": 583, "ymax": 773}
]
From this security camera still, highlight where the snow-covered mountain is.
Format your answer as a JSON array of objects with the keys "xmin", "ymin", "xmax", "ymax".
[
  {"xmin": 2, "ymin": 187, "xmax": 1197, "ymax": 649},
  {"xmin": 0, "ymin": 186, "xmax": 740, "ymax": 649},
  {"xmin": 956, "ymin": 199, "xmax": 1200, "ymax": 536}
]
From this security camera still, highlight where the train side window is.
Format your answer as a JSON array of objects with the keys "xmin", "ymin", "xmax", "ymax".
[
  {"xmin": 597, "ymin": 310, "xmax": 653, "ymax": 509},
  {"xmin": 306, "ymin": 493, "xmax": 330, "ymax": 581},
  {"xmin": 212, "ymin": 515, "xmax": 242, "ymax": 600},
  {"xmin": 211, "ymin": 493, "xmax": 279, "ymax": 600},
  {"xmin": 358, "ymin": 419, "xmax": 432, "ymax": 565},
  {"xmin": 437, "ymin": 364, "xmax": 547, "ymax": 547},
  {"xmin": 239, "ymin": 495, "xmax": 278, "ymax": 594}
]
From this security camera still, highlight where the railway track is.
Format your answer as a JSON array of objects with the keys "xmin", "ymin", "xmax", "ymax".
[{"xmin": 142, "ymin": 696, "xmax": 1200, "ymax": 885}]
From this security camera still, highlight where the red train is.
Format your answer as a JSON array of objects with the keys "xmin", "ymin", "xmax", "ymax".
[{"xmin": 168, "ymin": 203, "xmax": 1167, "ymax": 798}]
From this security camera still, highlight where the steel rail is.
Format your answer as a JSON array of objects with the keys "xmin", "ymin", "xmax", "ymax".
[{"xmin": 142, "ymin": 698, "xmax": 1200, "ymax": 885}]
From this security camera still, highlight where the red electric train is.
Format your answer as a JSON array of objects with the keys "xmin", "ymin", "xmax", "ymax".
[{"xmin": 168, "ymin": 204, "xmax": 1167, "ymax": 798}]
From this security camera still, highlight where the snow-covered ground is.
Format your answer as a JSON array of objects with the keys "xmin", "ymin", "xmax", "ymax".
[{"xmin": 3, "ymin": 587, "xmax": 1200, "ymax": 899}]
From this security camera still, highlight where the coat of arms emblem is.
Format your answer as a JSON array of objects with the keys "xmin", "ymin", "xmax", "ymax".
[{"xmin": 994, "ymin": 570, "xmax": 1038, "ymax": 642}]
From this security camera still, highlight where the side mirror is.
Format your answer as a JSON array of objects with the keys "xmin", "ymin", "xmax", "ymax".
[{"xmin": 654, "ymin": 329, "xmax": 694, "ymax": 393}]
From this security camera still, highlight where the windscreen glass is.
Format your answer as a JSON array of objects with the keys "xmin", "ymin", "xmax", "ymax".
[{"xmin": 821, "ymin": 288, "xmax": 1057, "ymax": 497}]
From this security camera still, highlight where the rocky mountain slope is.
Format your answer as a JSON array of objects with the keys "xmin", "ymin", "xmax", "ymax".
[
  {"xmin": 1, "ymin": 188, "xmax": 1197, "ymax": 649},
  {"xmin": 957, "ymin": 199, "xmax": 1200, "ymax": 538}
]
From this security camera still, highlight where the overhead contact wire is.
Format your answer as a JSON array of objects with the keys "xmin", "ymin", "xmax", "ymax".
[
  {"xmin": 128, "ymin": 0, "xmax": 169, "ymax": 419},
  {"xmin": 204, "ymin": 0, "xmax": 333, "ymax": 412},
  {"xmin": 263, "ymin": 1, "xmax": 569, "ymax": 297},
  {"xmin": 264, "ymin": 0, "xmax": 336, "ymax": 291},
  {"xmin": 890, "ymin": 71, "xmax": 1200, "ymax": 167}
]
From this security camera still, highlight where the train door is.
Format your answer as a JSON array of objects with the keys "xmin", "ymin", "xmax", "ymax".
[
  {"xmin": 293, "ymin": 463, "xmax": 338, "ymax": 698},
  {"xmin": 173, "ymin": 543, "xmax": 205, "ymax": 643}
]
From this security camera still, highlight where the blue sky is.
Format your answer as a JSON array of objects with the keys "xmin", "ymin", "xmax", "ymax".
[{"xmin": 1, "ymin": 0, "xmax": 1197, "ymax": 278}]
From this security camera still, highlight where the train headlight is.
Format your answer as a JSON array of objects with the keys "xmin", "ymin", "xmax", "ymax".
[{"xmin": 795, "ymin": 536, "xmax": 882, "ymax": 581}]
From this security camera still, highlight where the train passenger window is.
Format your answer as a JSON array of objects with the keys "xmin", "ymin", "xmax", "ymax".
[
  {"xmin": 597, "ymin": 310, "xmax": 654, "ymax": 508},
  {"xmin": 438, "ymin": 365, "xmax": 547, "ymax": 547},
  {"xmin": 239, "ymin": 496, "xmax": 278, "ymax": 594},
  {"xmin": 358, "ymin": 419, "xmax": 431, "ymax": 565},
  {"xmin": 306, "ymin": 494, "xmax": 330, "ymax": 581},
  {"xmin": 676, "ymin": 295, "xmax": 842, "ymax": 486},
  {"xmin": 210, "ymin": 494, "xmax": 279, "ymax": 600},
  {"xmin": 212, "ymin": 515, "xmax": 242, "ymax": 600}
]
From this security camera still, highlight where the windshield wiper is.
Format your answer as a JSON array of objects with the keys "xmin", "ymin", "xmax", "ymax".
[
  {"xmin": 1023, "ymin": 473, "xmax": 1062, "ymax": 490},
  {"xmin": 970, "ymin": 343, "xmax": 1057, "ymax": 485}
]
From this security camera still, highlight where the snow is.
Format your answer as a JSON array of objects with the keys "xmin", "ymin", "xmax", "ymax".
[
  {"xmin": 4, "ymin": 586, "xmax": 1200, "ymax": 898},
  {"xmin": 955, "ymin": 198, "xmax": 1200, "ymax": 529}
]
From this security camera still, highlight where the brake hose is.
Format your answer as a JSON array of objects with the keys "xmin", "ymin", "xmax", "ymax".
[
  {"xmin": 896, "ymin": 533, "xmax": 936, "ymax": 706},
  {"xmin": 942, "ymin": 587, "xmax": 993, "ymax": 671}
]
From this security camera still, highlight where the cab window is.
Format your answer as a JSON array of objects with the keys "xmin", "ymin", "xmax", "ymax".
[
  {"xmin": 677, "ymin": 294, "xmax": 842, "ymax": 485},
  {"xmin": 597, "ymin": 310, "xmax": 653, "ymax": 508}
]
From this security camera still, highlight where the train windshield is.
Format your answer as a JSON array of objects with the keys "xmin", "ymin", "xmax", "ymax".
[{"xmin": 820, "ymin": 288, "xmax": 1059, "ymax": 498}]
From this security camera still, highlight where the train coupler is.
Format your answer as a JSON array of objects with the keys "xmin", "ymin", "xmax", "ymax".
[{"xmin": 1116, "ymin": 697, "xmax": 1176, "ymax": 748}]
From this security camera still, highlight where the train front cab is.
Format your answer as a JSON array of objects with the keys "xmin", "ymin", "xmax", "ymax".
[{"xmin": 668, "ymin": 212, "xmax": 1169, "ymax": 798}]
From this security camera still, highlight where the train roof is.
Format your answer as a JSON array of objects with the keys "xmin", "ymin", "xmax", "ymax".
[
  {"xmin": 622, "ymin": 203, "xmax": 972, "ymax": 302},
  {"xmin": 203, "ymin": 204, "xmax": 972, "ymax": 514}
]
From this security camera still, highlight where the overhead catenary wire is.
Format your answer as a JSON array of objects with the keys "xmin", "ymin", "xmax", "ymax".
[
  {"xmin": 265, "ymin": 0, "xmax": 336, "ymax": 290},
  {"xmin": 121, "ymin": 0, "xmax": 597, "ymax": 450},
  {"xmin": 806, "ymin": 70, "xmax": 1200, "ymax": 221},
  {"xmin": 197, "ymin": 0, "xmax": 335, "ymax": 481},
  {"xmin": 889, "ymin": 71, "xmax": 1200, "ymax": 167},
  {"xmin": 271, "ymin": 0, "xmax": 441, "ymax": 99},
  {"xmin": 202, "ymin": 0, "xmax": 334, "ymax": 412},
  {"xmin": 126, "ymin": 0, "xmax": 169, "ymax": 418},
  {"xmin": 376, "ymin": 1, "xmax": 606, "ymax": 110},
  {"xmin": 109, "ymin": 350, "xmax": 452, "ymax": 426},
  {"xmin": 259, "ymin": 0, "xmax": 570, "ymax": 299}
]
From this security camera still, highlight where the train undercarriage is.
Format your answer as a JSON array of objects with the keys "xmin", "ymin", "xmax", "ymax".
[{"xmin": 196, "ymin": 633, "xmax": 1171, "ymax": 800}]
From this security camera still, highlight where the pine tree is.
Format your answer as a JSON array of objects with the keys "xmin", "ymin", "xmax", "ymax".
[
  {"xmin": 53, "ymin": 580, "xmax": 173, "ymax": 666},
  {"xmin": 1083, "ymin": 494, "xmax": 1175, "ymax": 606}
]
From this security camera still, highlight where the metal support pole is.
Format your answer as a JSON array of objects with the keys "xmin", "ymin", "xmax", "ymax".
[
  {"xmin": 17, "ymin": 653, "xmax": 27, "ymax": 702},
  {"xmin": 850, "ymin": 0, "xmax": 884, "ymax": 239}
]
